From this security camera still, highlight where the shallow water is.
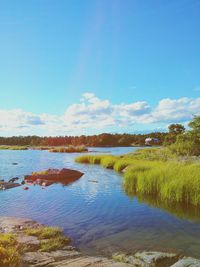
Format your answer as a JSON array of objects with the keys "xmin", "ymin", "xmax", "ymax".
[{"xmin": 0, "ymin": 147, "xmax": 200, "ymax": 258}]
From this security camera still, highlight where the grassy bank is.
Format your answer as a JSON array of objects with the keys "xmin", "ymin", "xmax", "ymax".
[
  {"xmin": 0, "ymin": 146, "xmax": 29, "ymax": 150},
  {"xmin": 75, "ymin": 148, "xmax": 200, "ymax": 206},
  {"xmin": 49, "ymin": 145, "xmax": 88, "ymax": 153}
]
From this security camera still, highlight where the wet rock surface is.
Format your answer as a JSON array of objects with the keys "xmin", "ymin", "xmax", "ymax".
[
  {"xmin": 0, "ymin": 217, "xmax": 200, "ymax": 267},
  {"xmin": 0, "ymin": 180, "xmax": 21, "ymax": 190}
]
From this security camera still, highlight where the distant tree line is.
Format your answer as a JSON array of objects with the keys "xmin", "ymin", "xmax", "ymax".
[{"xmin": 0, "ymin": 132, "xmax": 169, "ymax": 147}]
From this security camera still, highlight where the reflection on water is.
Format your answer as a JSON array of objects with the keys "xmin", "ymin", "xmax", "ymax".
[
  {"xmin": 123, "ymin": 181, "xmax": 200, "ymax": 223},
  {"xmin": 131, "ymin": 193, "xmax": 200, "ymax": 223},
  {"xmin": 0, "ymin": 147, "xmax": 200, "ymax": 259}
]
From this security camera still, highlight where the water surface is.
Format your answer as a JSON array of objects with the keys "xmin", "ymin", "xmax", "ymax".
[{"xmin": 0, "ymin": 147, "xmax": 200, "ymax": 258}]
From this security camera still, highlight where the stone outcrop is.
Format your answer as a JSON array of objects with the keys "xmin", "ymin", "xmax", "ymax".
[
  {"xmin": 24, "ymin": 168, "xmax": 84, "ymax": 186},
  {"xmin": 171, "ymin": 257, "xmax": 200, "ymax": 267},
  {"xmin": 0, "ymin": 217, "xmax": 200, "ymax": 267}
]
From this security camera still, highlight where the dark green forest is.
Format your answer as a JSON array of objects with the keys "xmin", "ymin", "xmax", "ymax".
[{"xmin": 0, "ymin": 132, "xmax": 168, "ymax": 147}]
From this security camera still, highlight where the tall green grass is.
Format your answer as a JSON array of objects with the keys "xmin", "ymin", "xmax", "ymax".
[
  {"xmin": 75, "ymin": 148, "xmax": 200, "ymax": 206},
  {"xmin": 0, "ymin": 234, "xmax": 20, "ymax": 267},
  {"xmin": 124, "ymin": 161, "xmax": 200, "ymax": 206},
  {"xmin": 75, "ymin": 155, "xmax": 105, "ymax": 164},
  {"xmin": 49, "ymin": 145, "xmax": 88, "ymax": 153}
]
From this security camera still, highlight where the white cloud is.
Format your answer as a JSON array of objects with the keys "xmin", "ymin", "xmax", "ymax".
[{"xmin": 0, "ymin": 93, "xmax": 200, "ymax": 136}]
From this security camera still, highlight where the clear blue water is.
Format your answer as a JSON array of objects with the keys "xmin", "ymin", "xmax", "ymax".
[{"xmin": 0, "ymin": 147, "xmax": 200, "ymax": 258}]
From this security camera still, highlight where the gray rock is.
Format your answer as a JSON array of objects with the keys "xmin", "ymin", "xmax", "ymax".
[
  {"xmin": 0, "ymin": 181, "xmax": 21, "ymax": 190},
  {"xmin": 17, "ymin": 234, "xmax": 40, "ymax": 251},
  {"xmin": 171, "ymin": 257, "xmax": 200, "ymax": 267},
  {"xmin": 112, "ymin": 251, "xmax": 178, "ymax": 267},
  {"xmin": 22, "ymin": 252, "xmax": 55, "ymax": 267},
  {"xmin": 134, "ymin": 251, "xmax": 178, "ymax": 266},
  {"xmin": 48, "ymin": 256, "xmax": 133, "ymax": 267},
  {"xmin": 22, "ymin": 250, "xmax": 81, "ymax": 267},
  {"xmin": 0, "ymin": 217, "xmax": 41, "ymax": 233}
]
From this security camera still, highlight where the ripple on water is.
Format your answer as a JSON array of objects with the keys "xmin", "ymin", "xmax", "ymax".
[{"xmin": 0, "ymin": 147, "xmax": 200, "ymax": 258}]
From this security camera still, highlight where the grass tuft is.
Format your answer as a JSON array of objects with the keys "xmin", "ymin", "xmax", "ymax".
[
  {"xmin": 25, "ymin": 227, "xmax": 63, "ymax": 240},
  {"xmin": 39, "ymin": 236, "xmax": 70, "ymax": 252}
]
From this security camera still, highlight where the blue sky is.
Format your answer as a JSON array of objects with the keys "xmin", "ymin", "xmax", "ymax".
[{"xmin": 0, "ymin": 0, "xmax": 200, "ymax": 136}]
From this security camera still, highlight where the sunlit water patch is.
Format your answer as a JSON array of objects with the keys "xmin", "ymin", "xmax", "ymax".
[{"xmin": 0, "ymin": 147, "xmax": 200, "ymax": 258}]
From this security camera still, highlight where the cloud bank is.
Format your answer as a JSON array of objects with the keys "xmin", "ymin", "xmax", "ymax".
[{"xmin": 0, "ymin": 93, "xmax": 200, "ymax": 136}]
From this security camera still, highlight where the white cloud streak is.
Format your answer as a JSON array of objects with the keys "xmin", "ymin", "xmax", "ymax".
[{"xmin": 0, "ymin": 93, "xmax": 200, "ymax": 135}]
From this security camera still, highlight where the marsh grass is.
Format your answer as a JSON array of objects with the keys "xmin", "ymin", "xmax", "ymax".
[
  {"xmin": 113, "ymin": 158, "xmax": 135, "ymax": 172},
  {"xmin": 75, "ymin": 154, "xmax": 105, "ymax": 164},
  {"xmin": 40, "ymin": 236, "xmax": 70, "ymax": 252},
  {"xmin": 25, "ymin": 227, "xmax": 63, "ymax": 240},
  {"xmin": 25, "ymin": 226, "xmax": 71, "ymax": 252},
  {"xmin": 0, "ymin": 234, "xmax": 21, "ymax": 267},
  {"xmin": 76, "ymin": 148, "xmax": 200, "ymax": 206},
  {"xmin": 124, "ymin": 161, "xmax": 200, "ymax": 206},
  {"xmin": 49, "ymin": 145, "xmax": 88, "ymax": 153},
  {"xmin": 100, "ymin": 156, "xmax": 119, "ymax": 169}
]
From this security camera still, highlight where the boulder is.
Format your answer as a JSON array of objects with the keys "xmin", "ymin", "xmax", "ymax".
[{"xmin": 24, "ymin": 168, "xmax": 84, "ymax": 186}]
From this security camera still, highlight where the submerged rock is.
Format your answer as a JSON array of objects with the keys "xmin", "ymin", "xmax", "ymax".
[{"xmin": 24, "ymin": 168, "xmax": 84, "ymax": 187}]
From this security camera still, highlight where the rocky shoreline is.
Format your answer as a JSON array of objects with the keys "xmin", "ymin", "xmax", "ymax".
[{"xmin": 0, "ymin": 217, "xmax": 200, "ymax": 267}]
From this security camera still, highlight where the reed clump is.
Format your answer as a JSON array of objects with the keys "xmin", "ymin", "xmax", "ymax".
[{"xmin": 49, "ymin": 145, "xmax": 88, "ymax": 153}]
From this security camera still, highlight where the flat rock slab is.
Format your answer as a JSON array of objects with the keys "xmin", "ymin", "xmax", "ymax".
[
  {"xmin": 0, "ymin": 217, "xmax": 41, "ymax": 233},
  {"xmin": 0, "ymin": 181, "xmax": 21, "ymax": 190},
  {"xmin": 17, "ymin": 234, "xmax": 40, "ymax": 251},
  {"xmin": 22, "ymin": 250, "xmax": 81, "ymax": 267},
  {"xmin": 47, "ymin": 256, "xmax": 133, "ymax": 267},
  {"xmin": 171, "ymin": 257, "xmax": 200, "ymax": 267}
]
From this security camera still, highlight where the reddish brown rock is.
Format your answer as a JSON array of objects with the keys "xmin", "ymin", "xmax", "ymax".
[{"xmin": 24, "ymin": 168, "xmax": 84, "ymax": 187}]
